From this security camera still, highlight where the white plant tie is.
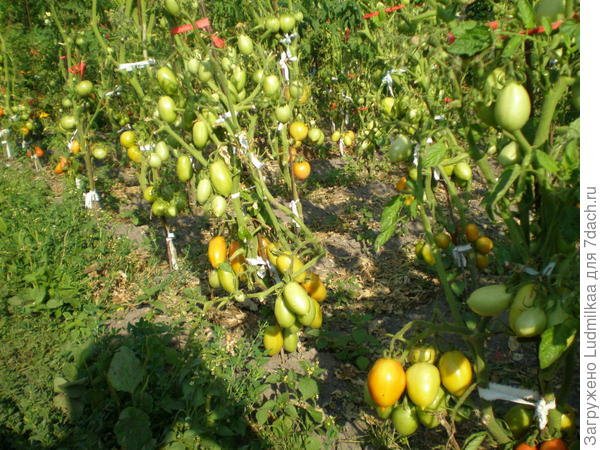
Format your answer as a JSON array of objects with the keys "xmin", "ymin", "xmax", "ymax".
[
  {"xmin": 75, "ymin": 177, "xmax": 84, "ymax": 190},
  {"xmin": 139, "ymin": 143, "xmax": 155, "ymax": 152},
  {"xmin": 289, "ymin": 199, "xmax": 301, "ymax": 228},
  {"xmin": 478, "ymin": 383, "xmax": 538, "ymax": 407},
  {"xmin": 535, "ymin": 397, "xmax": 556, "ymax": 430},
  {"xmin": 330, "ymin": 77, "xmax": 338, "ymax": 82},
  {"xmin": 433, "ymin": 168, "xmax": 441, "ymax": 181},
  {"xmin": 413, "ymin": 144, "xmax": 420, "ymax": 167},
  {"xmin": 277, "ymin": 122, "xmax": 284, "ymax": 131},
  {"xmin": 230, "ymin": 192, "xmax": 240, "ymax": 199},
  {"xmin": 341, "ymin": 94, "xmax": 352, "ymax": 102},
  {"xmin": 452, "ymin": 244, "xmax": 472, "ymax": 269},
  {"xmin": 426, "ymin": 137, "xmax": 434, "ymax": 144},
  {"xmin": 105, "ymin": 85, "xmax": 123, "ymax": 97},
  {"xmin": 434, "ymin": 114, "xmax": 446, "ymax": 121},
  {"xmin": 83, "ymin": 190, "xmax": 100, "ymax": 209},
  {"xmin": 166, "ymin": 231, "xmax": 175, "ymax": 241},
  {"xmin": 215, "ymin": 111, "xmax": 233, "ymax": 125},
  {"xmin": 117, "ymin": 124, "xmax": 133, "ymax": 134},
  {"xmin": 344, "ymin": 113, "xmax": 349, "ymax": 126},
  {"xmin": 250, "ymin": 153, "xmax": 264, "ymax": 169},
  {"xmin": 279, "ymin": 33, "xmax": 297, "ymax": 46},
  {"xmin": 518, "ymin": 261, "xmax": 557, "ymax": 277},
  {"xmin": 338, "ymin": 138, "xmax": 346, "ymax": 156},
  {"xmin": 246, "ymin": 256, "xmax": 268, "ymax": 279},
  {"xmin": 279, "ymin": 49, "xmax": 297, "ymax": 82},
  {"xmin": 9, "ymin": 114, "xmax": 18, "ymax": 122},
  {"xmin": 0, "ymin": 129, "xmax": 12, "ymax": 158},
  {"xmin": 381, "ymin": 69, "xmax": 405, "ymax": 96},
  {"xmin": 117, "ymin": 58, "xmax": 156, "ymax": 72},
  {"xmin": 478, "ymin": 383, "xmax": 556, "ymax": 430},
  {"xmin": 237, "ymin": 133, "xmax": 249, "ymax": 151}
]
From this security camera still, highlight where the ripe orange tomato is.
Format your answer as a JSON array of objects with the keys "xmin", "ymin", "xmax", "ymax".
[
  {"xmin": 367, "ymin": 358, "xmax": 406, "ymax": 407},
  {"xmin": 228, "ymin": 241, "xmax": 246, "ymax": 276},
  {"xmin": 293, "ymin": 161, "xmax": 311, "ymax": 180},
  {"xmin": 53, "ymin": 156, "xmax": 69, "ymax": 174},
  {"xmin": 475, "ymin": 236, "xmax": 494, "ymax": 254},
  {"xmin": 208, "ymin": 236, "xmax": 227, "ymax": 269},
  {"xmin": 515, "ymin": 443, "xmax": 538, "ymax": 450},
  {"xmin": 34, "ymin": 146, "xmax": 44, "ymax": 157},
  {"xmin": 539, "ymin": 439, "xmax": 567, "ymax": 450},
  {"xmin": 465, "ymin": 223, "xmax": 479, "ymax": 242}
]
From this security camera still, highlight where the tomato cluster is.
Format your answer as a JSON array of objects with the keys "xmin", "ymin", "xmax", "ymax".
[{"xmin": 364, "ymin": 348, "xmax": 473, "ymax": 436}]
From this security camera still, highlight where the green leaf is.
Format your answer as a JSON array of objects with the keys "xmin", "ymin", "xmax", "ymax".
[
  {"xmin": 463, "ymin": 431, "xmax": 487, "ymax": 450},
  {"xmin": 502, "ymin": 36, "xmax": 524, "ymax": 58},
  {"xmin": 46, "ymin": 298, "xmax": 63, "ymax": 309},
  {"xmin": 304, "ymin": 436, "xmax": 323, "ymax": 450},
  {"xmin": 448, "ymin": 21, "xmax": 492, "ymax": 56},
  {"xmin": 421, "ymin": 143, "xmax": 447, "ymax": 168},
  {"xmin": 374, "ymin": 196, "xmax": 403, "ymax": 251},
  {"xmin": 355, "ymin": 355, "xmax": 370, "ymax": 370},
  {"xmin": 114, "ymin": 407, "xmax": 154, "ymax": 450},
  {"xmin": 256, "ymin": 408, "xmax": 270, "ymax": 426},
  {"xmin": 517, "ymin": 0, "xmax": 536, "ymax": 29},
  {"xmin": 535, "ymin": 150, "xmax": 559, "ymax": 173},
  {"xmin": 284, "ymin": 403, "xmax": 299, "ymax": 419},
  {"xmin": 305, "ymin": 406, "xmax": 324, "ymax": 424},
  {"xmin": 298, "ymin": 377, "xmax": 318, "ymax": 401},
  {"xmin": 0, "ymin": 217, "xmax": 7, "ymax": 234},
  {"xmin": 539, "ymin": 321, "xmax": 577, "ymax": 369},
  {"xmin": 107, "ymin": 346, "xmax": 143, "ymax": 394},
  {"xmin": 351, "ymin": 327, "xmax": 368, "ymax": 344}
]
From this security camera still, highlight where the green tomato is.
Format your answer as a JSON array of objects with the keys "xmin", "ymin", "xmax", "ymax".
[
  {"xmin": 504, "ymin": 405, "xmax": 534, "ymax": 437},
  {"xmin": 211, "ymin": 195, "xmax": 227, "ymax": 217},
  {"xmin": 148, "ymin": 152, "xmax": 162, "ymax": 168},
  {"xmin": 279, "ymin": 14, "xmax": 296, "ymax": 33},
  {"xmin": 466, "ymin": 284, "xmax": 512, "ymax": 317},
  {"xmin": 282, "ymin": 328, "xmax": 299, "ymax": 353},
  {"xmin": 156, "ymin": 67, "xmax": 178, "ymax": 95},
  {"xmin": 143, "ymin": 186, "xmax": 157, "ymax": 203},
  {"xmin": 157, "ymin": 96, "xmax": 177, "ymax": 123},
  {"xmin": 176, "ymin": 155, "xmax": 192, "ymax": 182},
  {"xmin": 192, "ymin": 120, "xmax": 209, "ymax": 148},
  {"xmin": 388, "ymin": 135, "xmax": 412, "ymax": 162},
  {"xmin": 75, "ymin": 80, "xmax": 93, "ymax": 97},
  {"xmin": 283, "ymin": 281, "xmax": 311, "ymax": 316},
  {"xmin": 209, "ymin": 158, "xmax": 233, "ymax": 197},
  {"xmin": 453, "ymin": 162, "xmax": 472, "ymax": 181},
  {"xmin": 60, "ymin": 115, "xmax": 77, "ymax": 130},
  {"xmin": 155, "ymin": 141, "xmax": 170, "ymax": 161},
  {"xmin": 164, "ymin": 0, "xmax": 181, "ymax": 16},
  {"xmin": 380, "ymin": 97, "xmax": 396, "ymax": 117},
  {"xmin": 275, "ymin": 105, "xmax": 292, "ymax": 123},
  {"xmin": 237, "ymin": 34, "xmax": 254, "ymax": 55},
  {"xmin": 498, "ymin": 141, "xmax": 521, "ymax": 167},
  {"xmin": 208, "ymin": 270, "xmax": 221, "ymax": 289},
  {"xmin": 217, "ymin": 266, "xmax": 237, "ymax": 293},
  {"xmin": 513, "ymin": 307, "xmax": 547, "ymax": 338},
  {"xmin": 417, "ymin": 387, "xmax": 446, "ymax": 428},
  {"xmin": 196, "ymin": 178, "xmax": 212, "ymax": 204},
  {"xmin": 391, "ymin": 404, "xmax": 419, "ymax": 436},
  {"xmin": 275, "ymin": 295, "xmax": 297, "ymax": 328},
  {"xmin": 91, "ymin": 144, "xmax": 108, "ymax": 160},
  {"xmin": 406, "ymin": 363, "xmax": 441, "ymax": 408},
  {"xmin": 494, "ymin": 82, "xmax": 531, "ymax": 132},
  {"xmin": 264, "ymin": 16, "xmax": 280, "ymax": 33},
  {"xmin": 262, "ymin": 75, "xmax": 281, "ymax": 97}
]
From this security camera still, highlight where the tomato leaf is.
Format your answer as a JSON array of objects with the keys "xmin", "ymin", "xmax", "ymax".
[
  {"xmin": 256, "ymin": 407, "xmax": 270, "ymax": 426},
  {"xmin": 539, "ymin": 320, "xmax": 578, "ymax": 369},
  {"xmin": 374, "ymin": 195, "xmax": 403, "ymax": 251},
  {"xmin": 298, "ymin": 376, "xmax": 318, "ymax": 401},
  {"xmin": 304, "ymin": 435, "xmax": 323, "ymax": 450},
  {"xmin": 421, "ymin": 143, "xmax": 447, "ymax": 168},
  {"xmin": 114, "ymin": 407, "xmax": 153, "ymax": 450},
  {"xmin": 447, "ymin": 21, "xmax": 492, "ymax": 56},
  {"xmin": 107, "ymin": 346, "xmax": 143, "ymax": 394},
  {"xmin": 484, "ymin": 166, "xmax": 521, "ymax": 219},
  {"xmin": 535, "ymin": 150, "xmax": 559, "ymax": 173},
  {"xmin": 516, "ymin": 0, "xmax": 536, "ymax": 29},
  {"xmin": 463, "ymin": 431, "xmax": 487, "ymax": 450}
]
